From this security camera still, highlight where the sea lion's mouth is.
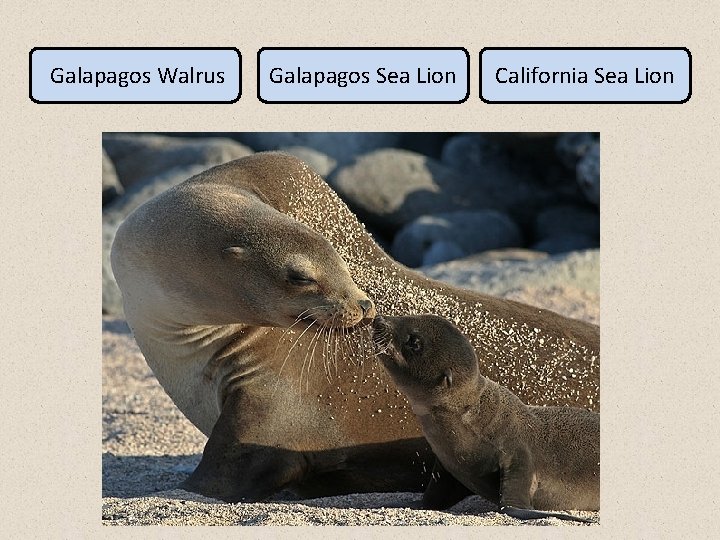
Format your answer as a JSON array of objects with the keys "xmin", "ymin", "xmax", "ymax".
[{"xmin": 371, "ymin": 315, "xmax": 394, "ymax": 353}]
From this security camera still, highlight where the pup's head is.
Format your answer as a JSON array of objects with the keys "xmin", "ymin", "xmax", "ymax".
[{"xmin": 372, "ymin": 314, "xmax": 479, "ymax": 406}]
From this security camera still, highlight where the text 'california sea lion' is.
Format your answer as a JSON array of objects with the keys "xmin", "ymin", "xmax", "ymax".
[
  {"xmin": 110, "ymin": 152, "xmax": 599, "ymax": 502},
  {"xmin": 372, "ymin": 314, "xmax": 599, "ymax": 522}
]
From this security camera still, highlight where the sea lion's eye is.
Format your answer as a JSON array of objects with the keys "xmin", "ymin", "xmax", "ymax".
[
  {"xmin": 404, "ymin": 334, "xmax": 423, "ymax": 354},
  {"xmin": 287, "ymin": 271, "xmax": 317, "ymax": 286}
]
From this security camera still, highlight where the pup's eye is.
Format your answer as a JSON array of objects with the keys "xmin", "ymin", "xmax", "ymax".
[
  {"xmin": 287, "ymin": 272, "xmax": 316, "ymax": 286},
  {"xmin": 405, "ymin": 334, "xmax": 422, "ymax": 353}
]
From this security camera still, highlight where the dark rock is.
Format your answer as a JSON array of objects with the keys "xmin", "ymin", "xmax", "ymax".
[
  {"xmin": 440, "ymin": 134, "xmax": 558, "ymax": 227},
  {"xmin": 534, "ymin": 205, "xmax": 600, "ymax": 242},
  {"xmin": 576, "ymin": 142, "xmax": 600, "ymax": 206},
  {"xmin": 441, "ymin": 133, "xmax": 508, "ymax": 173},
  {"xmin": 331, "ymin": 149, "xmax": 501, "ymax": 233},
  {"xmin": 484, "ymin": 132, "xmax": 561, "ymax": 167},
  {"xmin": 397, "ymin": 133, "xmax": 452, "ymax": 159},
  {"xmin": 102, "ymin": 133, "xmax": 253, "ymax": 189},
  {"xmin": 391, "ymin": 210, "xmax": 523, "ymax": 268},
  {"xmin": 556, "ymin": 132, "xmax": 598, "ymax": 169},
  {"xmin": 102, "ymin": 149, "xmax": 123, "ymax": 206},
  {"xmin": 532, "ymin": 233, "xmax": 598, "ymax": 254},
  {"xmin": 421, "ymin": 240, "xmax": 466, "ymax": 266},
  {"xmin": 277, "ymin": 146, "xmax": 337, "ymax": 177},
  {"xmin": 232, "ymin": 132, "xmax": 402, "ymax": 165}
]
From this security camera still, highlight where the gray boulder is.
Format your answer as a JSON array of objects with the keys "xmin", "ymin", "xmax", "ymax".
[
  {"xmin": 577, "ymin": 142, "xmax": 600, "ymax": 205},
  {"xmin": 391, "ymin": 210, "xmax": 522, "ymax": 268},
  {"xmin": 331, "ymin": 149, "xmax": 501, "ymax": 232},
  {"xmin": 233, "ymin": 132, "xmax": 402, "ymax": 166},
  {"xmin": 102, "ymin": 220, "xmax": 123, "ymax": 315},
  {"xmin": 556, "ymin": 132, "xmax": 598, "ymax": 169},
  {"xmin": 102, "ymin": 149, "xmax": 123, "ymax": 206},
  {"xmin": 277, "ymin": 146, "xmax": 337, "ymax": 177},
  {"xmin": 102, "ymin": 133, "xmax": 253, "ymax": 190}
]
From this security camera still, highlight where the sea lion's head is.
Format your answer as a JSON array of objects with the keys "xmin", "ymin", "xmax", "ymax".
[
  {"xmin": 372, "ymin": 314, "xmax": 479, "ymax": 408},
  {"xmin": 112, "ymin": 179, "xmax": 375, "ymax": 328}
]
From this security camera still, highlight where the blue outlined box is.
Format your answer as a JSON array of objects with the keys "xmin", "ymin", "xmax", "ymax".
[
  {"xmin": 480, "ymin": 47, "xmax": 691, "ymax": 104},
  {"xmin": 30, "ymin": 47, "xmax": 241, "ymax": 103},
  {"xmin": 257, "ymin": 47, "xmax": 469, "ymax": 104}
]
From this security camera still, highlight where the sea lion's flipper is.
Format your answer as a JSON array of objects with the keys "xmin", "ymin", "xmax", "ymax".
[
  {"xmin": 181, "ymin": 395, "xmax": 306, "ymax": 502},
  {"xmin": 422, "ymin": 458, "xmax": 473, "ymax": 510},
  {"xmin": 501, "ymin": 506, "xmax": 593, "ymax": 523},
  {"xmin": 499, "ymin": 450, "xmax": 592, "ymax": 523}
]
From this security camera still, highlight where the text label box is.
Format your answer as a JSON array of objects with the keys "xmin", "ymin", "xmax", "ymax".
[
  {"xmin": 30, "ymin": 47, "xmax": 241, "ymax": 104},
  {"xmin": 480, "ymin": 47, "xmax": 691, "ymax": 104},
  {"xmin": 258, "ymin": 47, "xmax": 469, "ymax": 104}
]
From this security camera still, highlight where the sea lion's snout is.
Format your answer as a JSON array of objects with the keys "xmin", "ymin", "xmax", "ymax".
[
  {"xmin": 371, "ymin": 315, "xmax": 394, "ymax": 352},
  {"xmin": 358, "ymin": 298, "xmax": 376, "ymax": 320}
]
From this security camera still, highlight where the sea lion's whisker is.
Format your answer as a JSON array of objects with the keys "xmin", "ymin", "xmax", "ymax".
[
  {"xmin": 270, "ymin": 308, "xmax": 327, "ymax": 397},
  {"xmin": 306, "ymin": 324, "xmax": 324, "ymax": 391},
  {"xmin": 341, "ymin": 324, "xmax": 352, "ymax": 367},
  {"xmin": 278, "ymin": 318, "xmax": 317, "ymax": 385},
  {"xmin": 332, "ymin": 315, "xmax": 341, "ymax": 377},
  {"xmin": 295, "ymin": 319, "xmax": 320, "ymax": 395},
  {"xmin": 306, "ymin": 324, "xmax": 324, "ymax": 392}
]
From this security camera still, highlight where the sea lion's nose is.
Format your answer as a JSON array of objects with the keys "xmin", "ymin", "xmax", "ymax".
[
  {"xmin": 372, "ymin": 315, "xmax": 386, "ymax": 330},
  {"xmin": 358, "ymin": 299, "xmax": 374, "ymax": 317}
]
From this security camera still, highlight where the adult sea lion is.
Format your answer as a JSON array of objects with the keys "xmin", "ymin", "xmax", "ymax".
[
  {"xmin": 110, "ymin": 151, "xmax": 599, "ymax": 502},
  {"xmin": 372, "ymin": 314, "xmax": 599, "ymax": 521}
]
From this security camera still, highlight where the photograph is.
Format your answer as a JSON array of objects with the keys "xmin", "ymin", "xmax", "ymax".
[{"xmin": 102, "ymin": 131, "xmax": 601, "ymax": 525}]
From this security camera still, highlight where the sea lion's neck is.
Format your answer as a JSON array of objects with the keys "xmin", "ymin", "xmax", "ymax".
[{"xmin": 126, "ymin": 313, "xmax": 268, "ymax": 433}]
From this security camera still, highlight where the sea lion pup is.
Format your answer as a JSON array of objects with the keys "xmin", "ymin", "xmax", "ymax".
[
  {"xmin": 372, "ymin": 314, "xmax": 599, "ymax": 522},
  {"xmin": 111, "ymin": 152, "xmax": 599, "ymax": 502}
]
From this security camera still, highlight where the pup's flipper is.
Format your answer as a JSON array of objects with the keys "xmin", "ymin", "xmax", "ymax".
[{"xmin": 501, "ymin": 505, "xmax": 593, "ymax": 524}]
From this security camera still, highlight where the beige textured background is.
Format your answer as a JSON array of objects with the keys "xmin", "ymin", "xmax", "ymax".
[{"xmin": 2, "ymin": 0, "xmax": 719, "ymax": 537}]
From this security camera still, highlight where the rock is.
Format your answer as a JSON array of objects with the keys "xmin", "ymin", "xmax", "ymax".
[
  {"xmin": 391, "ymin": 210, "xmax": 522, "ymax": 268},
  {"xmin": 233, "ymin": 132, "xmax": 402, "ymax": 165},
  {"xmin": 534, "ymin": 205, "xmax": 600, "ymax": 241},
  {"xmin": 533, "ymin": 234, "xmax": 598, "ymax": 254},
  {"xmin": 397, "ymin": 133, "xmax": 451, "ymax": 159},
  {"xmin": 102, "ymin": 220, "xmax": 123, "ymax": 315},
  {"xmin": 484, "ymin": 132, "xmax": 560, "ymax": 167},
  {"xmin": 102, "ymin": 133, "xmax": 253, "ymax": 189},
  {"xmin": 102, "ymin": 149, "xmax": 123, "ymax": 206},
  {"xmin": 441, "ymin": 133, "xmax": 507, "ymax": 174},
  {"xmin": 440, "ymin": 134, "xmax": 558, "ymax": 227},
  {"xmin": 576, "ymin": 142, "xmax": 600, "ymax": 205},
  {"xmin": 555, "ymin": 132, "xmax": 598, "ymax": 169},
  {"xmin": 465, "ymin": 248, "xmax": 549, "ymax": 263},
  {"xmin": 421, "ymin": 249, "xmax": 599, "ymax": 297},
  {"xmin": 422, "ymin": 241, "xmax": 466, "ymax": 266},
  {"xmin": 331, "ymin": 149, "xmax": 500, "ymax": 232},
  {"xmin": 277, "ymin": 146, "xmax": 337, "ymax": 177}
]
